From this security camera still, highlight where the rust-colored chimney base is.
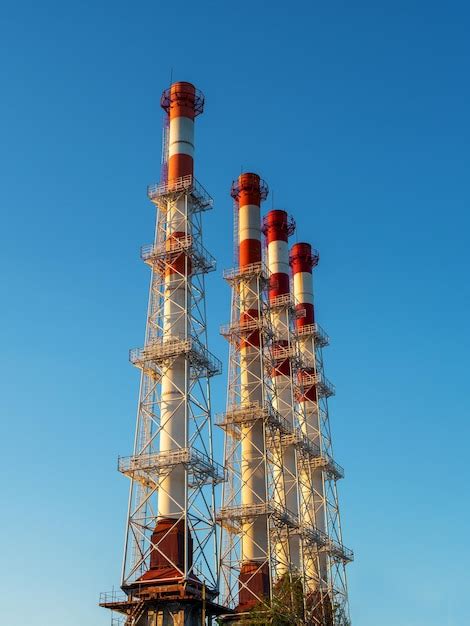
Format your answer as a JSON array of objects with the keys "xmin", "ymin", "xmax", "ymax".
[
  {"xmin": 236, "ymin": 561, "xmax": 270, "ymax": 612},
  {"xmin": 139, "ymin": 517, "xmax": 193, "ymax": 582}
]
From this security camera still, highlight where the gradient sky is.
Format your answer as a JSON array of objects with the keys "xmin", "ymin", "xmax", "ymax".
[{"xmin": 1, "ymin": 1, "xmax": 469, "ymax": 625}]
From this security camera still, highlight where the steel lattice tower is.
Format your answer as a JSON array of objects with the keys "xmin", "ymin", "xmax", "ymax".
[
  {"xmin": 290, "ymin": 242, "xmax": 353, "ymax": 625},
  {"xmin": 100, "ymin": 82, "xmax": 224, "ymax": 626},
  {"xmin": 218, "ymin": 179, "xmax": 353, "ymax": 625},
  {"xmin": 218, "ymin": 174, "xmax": 298, "ymax": 620}
]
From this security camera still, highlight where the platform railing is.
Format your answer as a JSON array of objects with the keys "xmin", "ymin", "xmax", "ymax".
[
  {"xmin": 297, "ymin": 371, "xmax": 336, "ymax": 397},
  {"xmin": 297, "ymin": 322, "xmax": 330, "ymax": 348},
  {"xmin": 220, "ymin": 316, "xmax": 272, "ymax": 340},
  {"xmin": 99, "ymin": 590, "xmax": 133, "ymax": 605},
  {"xmin": 217, "ymin": 501, "xmax": 298, "ymax": 529},
  {"xmin": 223, "ymin": 261, "xmax": 270, "ymax": 283},
  {"xmin": 301, "ymin": 526, "xmax": 354, "ymax": 563},
  {"xmin": 269, "ymin": 293, "xmax": 294, "ymax": 309},
  {"xmin": 118, "ymin": 448, "xmax": 226, "ymax": 483},
  {"xmin": 129, "ymin": 337, "xmax": 222, "ymax": 378},
  {"xmin": 147, "ymin": 175, "xmax": 213, "ymax": 211},
  {"xmin": 140, "ymin": 236, "xmax": 216, "ymax": 274},
  {"xmin": 216, "ymin": 402, "xmax": 291, "ymax": 435}
]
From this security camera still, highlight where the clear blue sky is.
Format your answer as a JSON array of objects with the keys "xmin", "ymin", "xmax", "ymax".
[{"xmin": 1, "ymin": 1, "xmax": 469, "ymax": 624}]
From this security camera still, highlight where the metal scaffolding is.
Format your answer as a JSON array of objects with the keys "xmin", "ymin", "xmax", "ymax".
[
  {"xmin": 122, "ymin": 178, "xmax": 221, "ymax": 589},
  {"xmin": 99, "ymin": 81, "xmax": 353, "ymax": 626},
  {"xmin": 101, "ymin": 175, "xmax": 224, "ymax": 626},
  {"xmin": 218, "ymin": 197, "xmax": 297, "ymax": 621},
  {"xmin": 292, "ymin": 253, "xmax": 352, "ymax": 625},
  {"xmin": 218, "ymin": 202, "xmax": 353, "ymax": 625}
]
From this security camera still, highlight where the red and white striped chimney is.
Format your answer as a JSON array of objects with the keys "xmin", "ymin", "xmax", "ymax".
[
  {"xmin": 166, "ymin": 81, "xmax": 200, "ymax": 183},
  {"xmin": 232, "ymin": 173, "xmax": 270, "ymax": 611},
  {"xmin": 143, "ymin": 82, "xmax": 203, "ymax": 581},
  {"xmin": 290, "ymin": 242, "xmax": 328, "ymax": 587},
  {"xmin": 264, "ymin": 210, "xmax": 299, "ymax": 574}
]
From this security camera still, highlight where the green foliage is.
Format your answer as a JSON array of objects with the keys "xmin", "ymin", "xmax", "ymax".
[
  {"xmin": 239, "ymin": 575, "xmax": 305, "ymax": 626},
  {"xmin": 219, "ymin": 577, "xmax": 350, "ymax": 626}
]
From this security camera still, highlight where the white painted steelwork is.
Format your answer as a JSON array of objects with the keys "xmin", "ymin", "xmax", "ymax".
[
  {"xmin": 116, "ymin": 84, "xmax": 221, "ymax": 613},
  {"xmin": 291, "ymin": 242, "xmax": 352, "ymax": 625},
  {"xmin": 264, "ymin": 210, "xmax": 300, "ymax": 577},
  {"xmin": 122, "ymin": 192, "xmax": 219, "ymax": 584},
  {"xmin": 218, "ymin": 175, "xmax": 295, "ymax": 617}
]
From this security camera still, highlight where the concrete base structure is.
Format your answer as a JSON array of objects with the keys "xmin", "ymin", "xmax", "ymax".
[
  {"xmin": 134, "ymin": 605, "xmax": 202, "ymax": 626},
  {"xmin": 104, "ymin": 568, "xmax": 226, "ymax": 626},
  {"xmin": 102, "ymin": 593, "xmax": 224, "ymax": 626}
]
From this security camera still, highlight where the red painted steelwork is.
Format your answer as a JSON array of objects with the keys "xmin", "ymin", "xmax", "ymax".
[
  {"xmin": 239, "ymin": 309, "xmax": 261, "ymax": 349},
  {"xmin": 300, "ymin": 386, "xmax": 318, "ymax": 403},
  {"xmin": 290, "ymin": 242, "xmax": 319, "ymax": 274},
  {"xmin": 162, "ymin": 81, "xmax": 205, "ymax": 183},
  {"xmin": 269, "ymin": 273, "xmax": 290, "ymax": 299},
  {"xmin": 164, "ymin": 231, "xmax": 192, "ymax": 276},
  {"xmin": 264, "ymin": 210, "xmax": 294, "ymax": 301},
  {"xmin": 234, "ymin": 173, "xmax": 268, "ymax": 266},
  {"xmin": 140, "ymin": 518, "xmax": 193, "ymax": 582},
  {"xmin": 237, "ymin": 561, "xmax": 270, "ymax": 612},
  {"xmin": 239, "ymin": 239, "xmax": 262, "ymax": 267},
  {"xmin": 295, "ymin": 302, "xmax": 315, "ymax": 327},
  {"xmin": 272, "ymin": 339, "xmax": 291, "ymax": 376},
  {"xmin": 161, "ymin": 81, "xmax": 204, "ymax": 120},
  {"xmin": 233, "ymin": 172, "xmax": 270, "ymax": 614},
  {"xmin": 231, "ymin": 172, "xmax": 268, "ymax": 207},
  {"xmin": 232, "ymin": 172, "xmax": 261, "ymax": 203},
  {"xmin": 263, "ymin": 209, "xmax": 292, "ymax": 243},
  {"xmin": 168, "ymin": 153, "xmax": 194, "ymax": 181}
]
